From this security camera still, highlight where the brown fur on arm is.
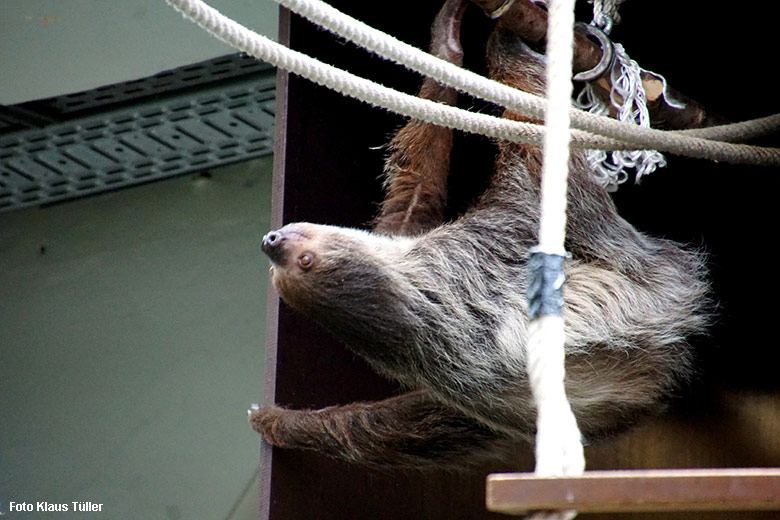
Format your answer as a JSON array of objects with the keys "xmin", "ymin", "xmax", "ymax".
[
  {"xmin": 373, "ymin": 0, "xmax": 468, "ymax": 236},
  {"xmin": 250, "ymin": 389, "xmax": 515, "ymax": 471}
]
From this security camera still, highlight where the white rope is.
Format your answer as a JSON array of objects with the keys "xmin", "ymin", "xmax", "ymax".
[
  {"xmin": 530, "ymin": 0, "xmax": 585, "ymax": 490},
  {"xmin": 591, "ymin": 0, "xmax": 621, "ymax": 33},
  {"xmin": 677, "ymin": 113, "xmax": 780, "ymax": 142},
  {"xmin": 165, "ymin": 0, "xmax": 634, "ymax": 152},
  {"xmin": 526, "ymin": 319, "xmax": 580, "ymax": 520},
  {"xmin": 269, "ymin": 0, "xmax": 780, "ymax": 167},
  {"xmin": 538, "ymin": 0, "xmax": 575, "ymax": 256},
  {"xmin": 165, "ymin": 0, "xmax": 780, "ymax": 167},
  {"xmin": 522, "ymin": 1, "xmax": 587, "ymax": 517}
]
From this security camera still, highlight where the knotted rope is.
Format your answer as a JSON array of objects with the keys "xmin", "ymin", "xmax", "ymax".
[{"xmin": 573, "ymin": 0, "xmax": 675, "ymax": 189}]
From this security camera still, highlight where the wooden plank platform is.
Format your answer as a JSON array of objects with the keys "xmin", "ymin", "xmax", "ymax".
[{"xmin": 486, "ymin": 468, "xmax": 780, "ymax": 515}]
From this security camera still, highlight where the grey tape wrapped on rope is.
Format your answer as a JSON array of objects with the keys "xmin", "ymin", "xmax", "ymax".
[{"xmin": 527, "ymin": 249, "xmax": 568, "ymax": 320}]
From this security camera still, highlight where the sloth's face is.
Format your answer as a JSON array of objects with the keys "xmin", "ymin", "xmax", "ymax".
[
  {"xmin": 261, "ymin": 222, "xmax": 406, "ymax": 313},
  {"xmin": 261, "ymin": 223, "xmax": 322, "ymax": 281},
  {"xmin": 261, "ymin": 222, "xmax": 424, "ymax": 369}
]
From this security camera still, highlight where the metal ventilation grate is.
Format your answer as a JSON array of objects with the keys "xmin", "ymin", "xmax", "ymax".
[
  {"xmin": 0, "ymin": 54, "xmax": 276, "ymax": 213},
  {"xmin": 33, "ymin": 54, "xmax": 271, "ymax": 117}
]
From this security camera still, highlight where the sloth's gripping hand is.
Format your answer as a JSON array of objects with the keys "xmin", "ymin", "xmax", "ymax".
[{"xmin": 249, "ymin": 389, "xmax": 515, "ymax": 471}]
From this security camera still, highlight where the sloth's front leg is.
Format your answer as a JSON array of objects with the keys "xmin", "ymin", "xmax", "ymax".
[
  {"xmin": 373, "ymin": 0, "xmax": 468, "ymax": 237},
  {"xmin": 250, "ymin": 389, "xmax": 514, "ymax": 470}
]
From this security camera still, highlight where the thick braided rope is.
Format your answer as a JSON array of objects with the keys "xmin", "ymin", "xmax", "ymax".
[
  {"xmin": 273, "ymin": 0, "xmax": 780, "ymax": 167},
  {"xmin": 678, "ymin": 113, "xmax": 780, "ymax": 142},
  {"xmin": 165, "ymin": 0, "xmax": 632, "ymax": 151},
  {"xmin": 167, "ymin": 0, "xmax": 780, "ymax": 166},
  {"xmin": 530, "ymin": 0, "xmax": 585, "ymax": 482},
  {"xmin": 526, "ymin": 317, "xmax": 580, "ymax": 520},
  {"xmin": 525, "ymin": 3, "xmax": 586, "ymax": 518}
]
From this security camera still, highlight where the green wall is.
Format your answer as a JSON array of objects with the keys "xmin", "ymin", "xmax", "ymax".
[
  {"xmin": 0, "ymin": 0, "xmax": 279, "ymax": 104},
  {"xmin": 1, "ymin": 157, "xmax": 272, "ymax": 519}
]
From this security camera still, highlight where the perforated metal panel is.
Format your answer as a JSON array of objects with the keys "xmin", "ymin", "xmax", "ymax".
[{"xmin": 0, "ymin": 54, "xmax": 276, "ymax": 213}]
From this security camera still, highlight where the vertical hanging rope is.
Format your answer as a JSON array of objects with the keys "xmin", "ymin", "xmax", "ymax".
[{"xmin": 526, "ymin": 0, "xmax": 584, "ymax": 515}]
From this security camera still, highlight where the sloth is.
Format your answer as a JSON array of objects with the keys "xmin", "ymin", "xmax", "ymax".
[{"xmin": 249, "ymin": 0, "xmax": 710, "ymax": 470}]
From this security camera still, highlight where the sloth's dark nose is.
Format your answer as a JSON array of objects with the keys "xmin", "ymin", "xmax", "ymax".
[
  {"xmin": 263, "ymin": 231, "xmax": 282, "ymax": 248},
  {"xmin": 262, "ymin": 230, "xmax": 286, "ymax": 262}
]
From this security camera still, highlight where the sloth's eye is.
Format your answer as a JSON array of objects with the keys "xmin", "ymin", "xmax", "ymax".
[{"xmin": 298, "ymin": 253, "xmax": 314, "ymax": 270}]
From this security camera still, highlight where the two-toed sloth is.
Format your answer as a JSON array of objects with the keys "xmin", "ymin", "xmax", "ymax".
[{"xmin": 249, "ymin": 0, "xmax": 710, "ymax": 470}]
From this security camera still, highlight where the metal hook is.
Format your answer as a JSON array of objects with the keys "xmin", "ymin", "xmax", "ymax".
[{"xmin": 572, "ymin": 22, "xmax": 615, "ymax": 82}]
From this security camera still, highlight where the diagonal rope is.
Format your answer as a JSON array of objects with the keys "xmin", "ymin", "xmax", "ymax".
[
  {"xmin": 166, "ymin": 0, "xmax": 636, "ymax": 151},
  {"xmin": 166, "ymin": 0, "xmax": 780, "ymax": 167},
  {"xmin": 270, "ymin": 0, "xmax": 780, "ymax": 166}
]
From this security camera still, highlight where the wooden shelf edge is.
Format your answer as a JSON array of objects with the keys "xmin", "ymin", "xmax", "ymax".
[{"xmin": 486, "ymin": 468, "xmax": 780, "ymax": 514}]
